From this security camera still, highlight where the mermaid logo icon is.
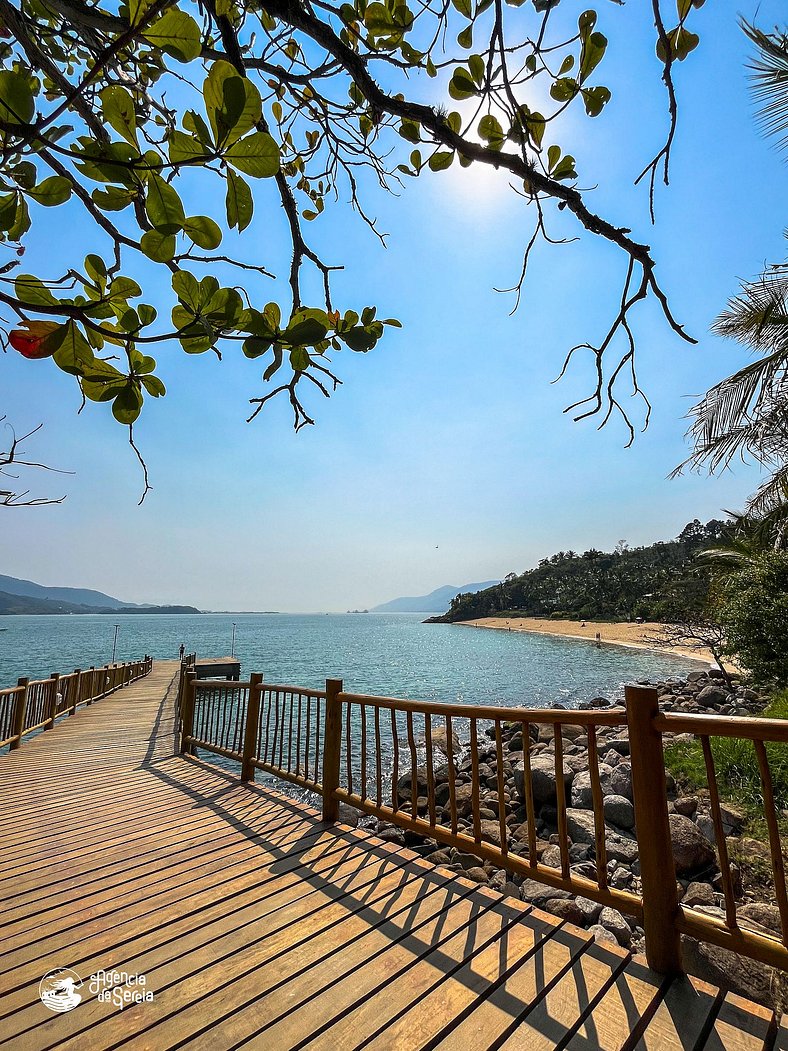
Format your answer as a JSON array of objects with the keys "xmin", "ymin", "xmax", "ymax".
[{"xmin": 39, "ymin": 968, "xmax": 83, "ymax": 1013}]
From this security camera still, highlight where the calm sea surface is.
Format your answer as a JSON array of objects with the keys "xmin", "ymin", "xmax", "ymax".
[{"xmin": 0, "ymin": 612, "xmax": 701, "ymax": 704}]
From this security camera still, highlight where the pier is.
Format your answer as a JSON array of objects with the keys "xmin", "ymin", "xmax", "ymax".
[{"xmin": 0, "ymin": 660, "xmax": 785, "ymax": 1049}]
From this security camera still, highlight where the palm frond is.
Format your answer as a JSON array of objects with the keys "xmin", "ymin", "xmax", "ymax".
[{"xmin": 742, "ymin": 20, "xmax": 788, "ymax": 156}]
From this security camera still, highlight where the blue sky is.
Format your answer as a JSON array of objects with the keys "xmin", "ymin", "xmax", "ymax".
[{"xmin": 1, "ymin": 2, "xmax": 785, "ymax": 611}]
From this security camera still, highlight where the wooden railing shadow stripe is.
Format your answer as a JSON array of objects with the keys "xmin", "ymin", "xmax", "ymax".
[{"xmin": 179, "ymin": 667, "xmax": 788, "ymax": 978}]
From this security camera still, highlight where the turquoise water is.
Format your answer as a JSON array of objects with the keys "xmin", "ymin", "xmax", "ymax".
[{"xmin": 0, "ymin": 613, "xmax": 701, "ymax": 705}]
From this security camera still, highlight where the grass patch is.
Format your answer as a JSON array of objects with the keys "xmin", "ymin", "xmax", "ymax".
[{"xmin": 664, "ymin": 689, "xmax": 788, "ymax": 831}]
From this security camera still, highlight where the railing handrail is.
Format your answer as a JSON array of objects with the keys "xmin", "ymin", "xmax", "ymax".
[
  {"xmin": 0, "ymin": 655, "xmax": 152, "ymax": 752},
  {"xmin": 178, "ymin": 668, "xmax": 788, "ymax": 979}
]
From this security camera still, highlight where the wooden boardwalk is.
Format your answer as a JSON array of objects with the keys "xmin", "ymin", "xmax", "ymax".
[{"xmin": 0, "ymin": 661, "xmax": 783, "ymax": 1050}]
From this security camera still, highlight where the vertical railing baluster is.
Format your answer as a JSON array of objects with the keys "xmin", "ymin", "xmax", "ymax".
[
  {"xmin": 587, "ymin": 725, "xmax": 608, "ymax": 890},
  {"xmin": 554, "ymin": 727, "xmax": 570, "ymax": 879},
  {"xmin": 521, "ymin": 721, "xmax": 537, "ymax": 867},
  {"xmin": 494, "ymin": 720, "xmax": 508, "ymax": 858},
  {"xmin": 391, "ymin": 708, "xmax": 399, "ymax": 814},
  {"xmin": 754, "ymin": 739, "xmax": 788, "ymax": 946},
  {"xmin": 701, "ymin": 736, "xmax": 738, "ymax": 931},
  {"xmin": 425, "ymin": 713, "xmax": 436, "ymax": 828},
  {"xmin": 407, "ymin": 710, "xmax": 419, "ymax": 819},
  {"xmin": 470, "ymin": 718, "xmax": 481, "ymax": 842},
  {"xmin": 360, "ymin": 702, "xmax": 368, "ymax": 802},
  {"xmin": 445, "ymin": 714, "xmax": 457, "ymax": 836},
  {"xmin": 345, "ymin": 699, "xmax": 353, "ymax": 795},
  {"xmin": 322, "ymin": 679, "xmax": 343, "ymax": 821},
  {"xmin": 374, "ymin": 706, "xmax": 382, "ymax": 807}
]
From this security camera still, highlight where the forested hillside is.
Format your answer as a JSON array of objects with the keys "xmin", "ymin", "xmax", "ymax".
[{"xmin": 438, "ymin": 520, "xmax": 730, "ymax": 623}]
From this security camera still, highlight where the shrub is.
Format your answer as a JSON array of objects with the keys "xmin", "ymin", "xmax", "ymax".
[{"xmin": 719, "ymin": 554, "xmax": 788, "ymax": 686}]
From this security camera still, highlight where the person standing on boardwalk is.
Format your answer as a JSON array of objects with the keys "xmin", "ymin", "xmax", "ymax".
[{"xmin": 179, "ymin": 644, "xmax": 185, "ymax": 660}]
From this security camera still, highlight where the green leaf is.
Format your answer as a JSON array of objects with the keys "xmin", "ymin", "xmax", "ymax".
[
  {"xmin": 92, "ymin": 186, "xmax": 136, "ymax": 211},
  {"xmin": 399, "ymin": 120, "xmax": 420, "ymax": 143},
  {"xmin": 141, "ymin": 374, "xmax": 166, "ymax": 397},
  {"xmin": 51, "ymin": 321, "xmax": 95, "ymax": 375},
  {"xmin": 552, "ymin": 154, "xmax": 577, "ymax": 181},
  {"xmin": 0, "ymin": 191, "xmax": 17, "ymax": 231},
  {"xmin": 100, "ymin": 86, "xmax": 138, "ymax": 147},
  {"xmin": 27, "ymin": 176, "xmax": 72, "ymax": 206},
  {"xmin": 225, "ymin": 169, "xmax": 253, "ymax": 231},
  {"xmin": 0, "ymin": 70, "xmax": 34, "ymax": 126},
  {"xmin": 183, "ymin": 214, "xmax": 222, "ymax": 249},
  {"xmin": 289, "ymin": 346, "xmax": 310, "ymax": 371},
  {"xmin": 579, "ymin": 31, "xmax": 607, "ymax": 81},
  {"xmin": 14, "ymin": 274, "xmax": 57, "ymax": 307},
  {"xmin": 449, "ymin": 68, "xmax": 477, "ymax": 100},
  {"xmin": 581, "ymin": 85, "xmax": 611, "ymax": 117},
  {"xmin": 550, "ymin": 77, "xmax": 579, "ymax": 102},
  {"xmin": 168, "ymin": 130, "xmax": 211, "ymax": 165},
  {"xmin": 112, "ymin": 383, "xmax": 144, "ymax": 424},
  {"xmin": 657, "ymin": 25, "xmax": 699, "ymax": 61},
  {"xmin": 428, "ymin": 151, "xmax": 454, "ymax": 171},
  {"xmin": 468, "ymin": 54, "xmax": 485, "ymax": 86},
  {"xmin": 457, "ymin": 25, "xmax": 473, "ymax": 49},
  {"xmin": 145, "ymin": 173, "xmax": 185, "ymax": 233},
  {"xmin": 141, "ymin": 228, "xmax": 177, "ymax": 261},
  {"xmin": 7, "ymin": 196, "xmax": 30, "ymax": 240},
  {"xmin": 285, "ymin": 312, "xmax": 329, "ymax": 344},
  {"xmin": 85, "ymin": 255, "xmax": 107, "ymax": 286},
  {"xmin": 204, "ymin": 61, "xmax": 262, "ymax": 146},
  {"xmin": 451, "ymin": 0, "xmax": 472, "ymax": 16},
  {"xmin": 143, "ymin": 9, "xmax": 202, "ymax": 62},
  {"xmin": 478, "ymin": 114, "xmax": 504, "ymax": 150},
  {"xmin": 224, "ymin": 132, "xmax": 280, "ymax": 178},
  {"xmin": 243, "ymin": 336, "xmax": 273, "ymax": 359}
]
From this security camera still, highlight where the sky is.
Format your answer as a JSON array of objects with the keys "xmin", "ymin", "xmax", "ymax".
[{"xmin": 1, "ymin": 1, "xmax": 785, "ymax": 612}]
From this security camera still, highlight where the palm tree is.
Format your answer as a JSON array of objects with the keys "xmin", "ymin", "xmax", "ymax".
[{"xmin": 676, "ymin": 21, "xmax": 788, "ymax": 543}]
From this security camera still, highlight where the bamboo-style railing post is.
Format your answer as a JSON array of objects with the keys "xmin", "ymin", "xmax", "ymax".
[
  {"xmin": 626, "ymin": 683, "xmax": 682, "ymax": 974},
  {"xmin": 87, "ymin": 667, "xmax": 95, "ymax": 705},
  {"xmin": 46, "ymin": 673, "xmax": 60, "ymax": 729},
  {"xmin": 10, "ymin": 677, "xmax": 28, "ymax": 750},
  {"xmin": 242, "ymin": 673, "xmax": 263, "ymax": 783},
  {"xmin": 180, "ymin": 671, "xmax": 197, "ymax": 755},
  {"xmin": 322, "ymin": 678, "xmax": 344, "ymax": 822},
  {"xmin": 71, "ymin": 670, "xmax": 80, "ymax": 715}
]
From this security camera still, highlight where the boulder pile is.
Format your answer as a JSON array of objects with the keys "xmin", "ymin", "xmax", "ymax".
[{"xmin": 368, "ymin": 669, "xmax": 778, "ymax": 1003}]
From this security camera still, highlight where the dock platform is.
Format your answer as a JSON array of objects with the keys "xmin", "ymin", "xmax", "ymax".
[{"xmin": 0, "ymin": 661, "xmax": 783, "ymax": 1049}]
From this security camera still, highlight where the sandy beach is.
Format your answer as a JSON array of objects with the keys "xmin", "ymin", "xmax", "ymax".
[{"xmin": 456, "ymin": 617, "xmax": 714, "ymax": 665}]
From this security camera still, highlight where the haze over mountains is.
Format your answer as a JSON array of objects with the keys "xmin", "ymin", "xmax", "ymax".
[
  {"xmin": 0, "ymin": 575, "xmax": 200, "ymax": 615},
  {"xmin": 372, "ymin": 581, "xmax": 500, "ymax": 614}
]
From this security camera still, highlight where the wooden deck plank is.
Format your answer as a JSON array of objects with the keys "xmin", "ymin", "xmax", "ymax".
[
  {"xmin": 700, "ymin": 992, "xmax": 775, "ymax": 1051},
  {"xmin": 634, "ymin": 974, "xmax": 720, "ymax": 1051},
  {"xmin": 0, "ymin": 659, "xmax": 776, "ymax": 1051},
  {"xmin": 477, "ymin": 938, "xmax": 630, "ymax": 1051}
]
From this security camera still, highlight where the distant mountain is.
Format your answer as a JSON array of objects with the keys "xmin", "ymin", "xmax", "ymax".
[
  {"xmin": 371, "ymin": 581, "xmax": 501, "ymax": 614},
  {"xmin": 0, "ymin": 573, "xmax": 140, "ymax": 610},
  {"xmin": 0, "ymin": 575, "xmax": 200, "ymax": 615}
]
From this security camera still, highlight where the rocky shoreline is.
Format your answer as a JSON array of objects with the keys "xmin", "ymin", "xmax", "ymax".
[{"xmin": 360, "ymin": 670, "xmax": 782, "ymax": 1005}]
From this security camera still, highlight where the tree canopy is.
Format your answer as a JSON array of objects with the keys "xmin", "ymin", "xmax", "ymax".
[{"xmin": 0, "ymin": 0, "xmax": 706, "ymax": 493}]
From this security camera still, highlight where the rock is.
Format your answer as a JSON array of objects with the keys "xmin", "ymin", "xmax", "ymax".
[
  {"xmin": 669, "ymin": 814, "xmax": 716, "ymax": 874},
  {"xmin": 603, "ymin": 795, "xmax": 635, "ymax": 830},
  {"xmin": 544, "ymin": 898, "xmax": 584, "ymax": 926},
  {"xmin": 696, "ymin": 684, "xmax": 729, "ymax": 708},
  {"xmin": 565, "ymin": 808, "xmax": 597, "ymax": 845},
  {"xmin": 575, "ymin": 896, "xmax": 603, "ymax": 924},
  {"xmin": 681, "ymin": 881, "xmax": 716, "ymax": 907},
  {"xmin": 465, "ymin": 866, "xmax": 489, "ymax": 884},
  {"xmin": 571, "ymin": 766, "xmax": 613, "ymax": 808},
  {"xmin": 457, "ymin": 851, "xmax": 481, "ymax": 870},
  {"xmin": 453, "ymin": 783, "xmax": 475, "ymax": 816},
  {"xmin": 610, "ymin": 763, "xmax": 633, "ymax": 801},
  {"xmin": 598, "ymin": 906, "xmax": 632, "ymax": 946},
  {"xmin": 719, "ymin": 803, "xmax": 746, "ymax": 834},
  {"xmin": 540, "ymin": 845, "xmax": 563, "ymax": 869},
  {"xmin": 488, "ymin": 869, "xmax": 509, "ymax": 891},
  {"xmin": 479, "ymin": 819, "xmax": 502, "ymax": 846},
  {"xmin": 425, "ymin": 849, "xmax": 452, "ymax": 866},
  {"xmin": 739, "ymin": 902, "xmax": 782, "ymax": 935},
  {"xmin": 682, "ymin": 937, "xmax": 774, "ymax": 1006},
  {"xmin": 337, "ymin": 802, "xmax": 360, "ymax": 827},
  {"xmin": 606, "ymin": 835, "xmax": 639, "ymax": 864},
  {"xmin": 588, "ymin": 923, "xmax": 619, "ymax": 947},
  {"xmin": 604, "ymin": 739, "xmax": 631, "ymax": 756},
  {"xmin": 674, "ymin": 796, "xmax": 698, "ymax": 818},
  {"xmin": 519, "ymin": 879, "xmax": 574, "ymax": 907},
  {"xmin": 377, "ymin": 827, "xmax": 405, "ymax": 844},
  {"xmin": 514, "ymin": 754, "xmax": 574, "ymax": 804}
]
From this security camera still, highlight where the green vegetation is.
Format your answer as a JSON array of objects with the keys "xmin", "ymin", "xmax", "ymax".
[
  {"xmin": 0, "ymin": 1, "xmax": 711, "ymax": 500},
  {"xmin": 441, "ymin": 519, "xmax": 729, "ymax": 623},
  {"xmin": 718, "ymin": 554, "xmax": 788, "ymax": 687},
  {"xmin": 664, "ymin": 692, "xmax": 788, "ymax": 836}
]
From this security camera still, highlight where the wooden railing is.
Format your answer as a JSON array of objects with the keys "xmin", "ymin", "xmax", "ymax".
[
  {"xmin": 179, "ymin": 672, "xmax": 788, "ymax": 977},
  {"xmin": 0, "ymin": 656, "xmax": 152, "ymax": 751}
]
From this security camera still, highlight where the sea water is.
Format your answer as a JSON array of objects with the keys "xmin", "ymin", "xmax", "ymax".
[{"xmin": 0, "ymin": 612, "xmax": 700, "ymax": 704}]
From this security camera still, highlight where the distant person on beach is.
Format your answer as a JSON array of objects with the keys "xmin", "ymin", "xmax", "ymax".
[{"xmin": 179, "ymin": 644, "xmax": 185, "ymax": 660}]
